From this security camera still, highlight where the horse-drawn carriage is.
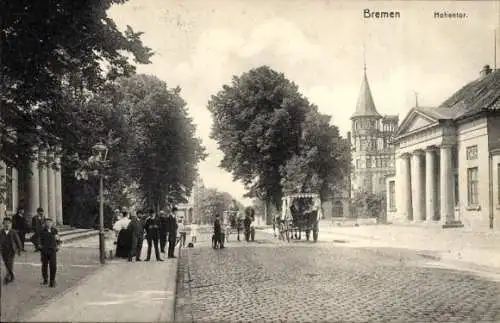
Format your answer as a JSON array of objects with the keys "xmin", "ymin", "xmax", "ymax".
[{"xmin": 278, "ymin": 193, "xmax": 322, "ymax": 242}]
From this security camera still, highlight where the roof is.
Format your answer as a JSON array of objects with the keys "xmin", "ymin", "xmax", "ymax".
[
  {"xmin": 351, "ymin": 69, "xmax": 381, "ymax": 119},
  {"xmin": 438, "ymin": 68, "xmax": 500, "ymax": 120}
]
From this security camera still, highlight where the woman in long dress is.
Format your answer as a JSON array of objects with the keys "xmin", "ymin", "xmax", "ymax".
[{"xmin": 113, "ymin": 213, "xmax": 131, "ymax": 258}]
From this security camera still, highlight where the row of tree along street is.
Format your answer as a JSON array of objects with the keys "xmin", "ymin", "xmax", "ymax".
[
  {"xmin": 1, "ymin": 1, "xmax": 354, "ymax": 226},
  {"xmin": 1, "ymin": 1, "xmax": 205, "ymax": 227}
]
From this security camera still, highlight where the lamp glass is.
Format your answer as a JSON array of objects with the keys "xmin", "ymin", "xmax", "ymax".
[{"xmin": 92, "ymin": 143, "xmax": 107, "ymax": 160}]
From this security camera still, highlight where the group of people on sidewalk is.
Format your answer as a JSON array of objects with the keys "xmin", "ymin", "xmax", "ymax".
[
  {"xmin": 111, "ymin": 207, "xmax": 187, "ymax": 261},
  {"xmin": 0, "ymin": 207, "xmax": 61, "ymax": 287}
]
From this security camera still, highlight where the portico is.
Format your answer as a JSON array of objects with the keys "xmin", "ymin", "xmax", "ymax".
[
  {"xmin": 386, "ymin": 65, "xmax": 500, "ymax": 231},
  {"xmin": 1, "ymin": 144, "xmax": 64, "ymax": 225}
]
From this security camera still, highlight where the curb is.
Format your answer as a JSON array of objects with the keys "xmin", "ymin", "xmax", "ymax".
[{"xmin": 159, "ymin": 245, "xmax": 181, "ymax": 322}]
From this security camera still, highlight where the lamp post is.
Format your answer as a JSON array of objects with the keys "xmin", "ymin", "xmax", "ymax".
[{"xmin": 92, "ymin": 142, "xmax": 108, "ymax": 265}]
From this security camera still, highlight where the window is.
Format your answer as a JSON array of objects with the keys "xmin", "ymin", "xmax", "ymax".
[
  {"xmin": 389, "ymin": 181, "xmax": 396, "ymax": 210},
  {"xmin": 356, "ymin": 159, "xmax": 361, "ymax": 168},
  {"xmin": 376, "ymin": 159, "xmax": 381, "ymax": 168},
  {"xmin": 372, "ymin": 139, "xmax": 377, "ymax": 150},
  {"xmin": 366, "ymin": 159, "xmax": 371, "ymax": 168},
  {"xmin": 466, "ymin": 145, "xmax": 478, "ymax": 160},
  {"xmin": 467, "ymin": 167, "xmax": 479, "ymax": 206}
]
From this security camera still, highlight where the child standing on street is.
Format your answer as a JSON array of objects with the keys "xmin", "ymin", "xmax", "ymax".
[
  {"xmin": 0, "ymin": 217, "xmax": 22, "ymax": 284},
  {"xmin": 190, "ymin": 223, "xmax": 198, "ymax": 244}
]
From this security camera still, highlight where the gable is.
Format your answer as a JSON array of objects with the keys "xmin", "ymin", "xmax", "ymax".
[
  {"xmin": 395, "ymin": 109, "xmax": 438, "ymax": 138},
  {"xmin": 405, "ymin": 115, "xmax": 434, "ymax": 133}
]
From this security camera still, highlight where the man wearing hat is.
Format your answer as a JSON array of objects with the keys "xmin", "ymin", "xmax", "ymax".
[
  {"xmin": 30, "ymin": 207, "xmax": 45, "ymax": 251},
  {"xmin": 0, "ymin": 217, "xmax": 22, "ymax": 284},
  {"xmin": 144, "ymin": 209, "xmax": 163, "ymax": 261},
  {"xmin": 39, "ymin": 217, "xmax": 60, "ymax": 287},
  {"xmin": 158, "ymin": 210, "xmax": 168, "ymax": 253}
]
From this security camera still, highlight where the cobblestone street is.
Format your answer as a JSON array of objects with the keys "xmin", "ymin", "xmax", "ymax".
[{"xmin": 175, "ymin": 232, "xmax": 500, "ymax": 322}]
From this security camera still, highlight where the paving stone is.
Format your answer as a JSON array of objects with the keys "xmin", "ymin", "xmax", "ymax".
[{"xmin": 175, "ymin": 232, "xmax": 500, "ymax": 322}]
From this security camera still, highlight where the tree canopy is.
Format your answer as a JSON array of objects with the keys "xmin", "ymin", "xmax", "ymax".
[
  {"xmin": 208, "ymin": 65, "xmax": 351, "ymax": 215},
  {"xmin": 1, "ymin": 0, "xmax": 153, "ymax": 168},
  {"xmin": 197, "ymin": 187, "xmax": 243, "ymax": 224},
  {"xmin": 208, "ymin": 66, "xmax": 310, "ymax": 211}
]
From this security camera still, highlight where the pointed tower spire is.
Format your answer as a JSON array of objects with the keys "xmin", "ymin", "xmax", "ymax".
[{"xmin": 351, "ymin": 67, "xmax": 381, "ymax": 119}]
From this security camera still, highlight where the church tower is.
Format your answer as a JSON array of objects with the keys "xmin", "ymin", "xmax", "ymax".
[{"xmin": 350, "ymin": 67, "xmax": 398, "ymax": 198}]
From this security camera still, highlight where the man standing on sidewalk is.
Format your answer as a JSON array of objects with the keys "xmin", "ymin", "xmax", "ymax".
[
  {"xmin": 135, "ymin": 210, "xmax": 146, "ymax": 261},
  {"xmin": 40, "ymin": 218, "xmax": 60, "ymax": 287},
  {"xmin": 144, "ymin": 209, "xmax": 163, "ymax": 261},
  {"xmin": 30, "ymin": 207, "xmax": 44, "ymax": 251},
  {"xmin": 166, "ymin": 207, "xmax": 178, "ymax": 258},
  {"xmin": 127, "ymin": 213, "xmax": 140, "ymax": 262},
  {"xmin": 12, "ymin": 208, "xmax": 27, "ymax": 251},
  {"xmin": 158, "ymin": 211, "xmax": 168, "ymax": 254},
  {"xmin": 0, "ymin": 217, "xmax": 22, "ymax": 284}
]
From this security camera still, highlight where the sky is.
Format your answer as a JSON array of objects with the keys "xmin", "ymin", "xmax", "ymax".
[{"xmin": 108, "ymin": 0, "xmax": 499, "ymax": 206}]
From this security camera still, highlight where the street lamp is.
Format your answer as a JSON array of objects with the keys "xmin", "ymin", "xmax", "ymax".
[{"xmin": 92, "ymin": 142, "xmax": 108, "ymax": 265}]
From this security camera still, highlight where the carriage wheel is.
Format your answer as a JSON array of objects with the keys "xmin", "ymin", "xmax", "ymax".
[{"xmin": 313, "ymin": 230, "xmax": 318, "ymax": 242}]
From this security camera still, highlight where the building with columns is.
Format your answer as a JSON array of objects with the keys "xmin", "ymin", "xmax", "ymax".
[
  {"xmin": 386, "ymin": 65, "xmax": 500, "ymax": 231},
  {"xmin": 350, "ymin": 68, "xmax": 399, "ymax": 198},
  {"xmin": 0, "ymin": 145, "xmax": 64, "ymax": 226}
]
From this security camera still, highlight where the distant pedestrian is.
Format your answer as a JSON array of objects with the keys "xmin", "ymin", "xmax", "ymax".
[
  {"xmin": 177, "ymin": 217, "xmax": 186, "ymax": 248},
  {"xmin": 159, "ymin": 211, "xmax": 168, "ymax": 253},
  {"xmin": 213, "ymin": 214, "xmax": 224, "ymax": 249},
  {"xmin": 166, "ymin": 208, "xmax": 178, "ymax": 258},
  {"xmin": 190, "ymin": 223, "xmax": 198, "ymax": 243},
  {"xmin": 243, "ymin": 214, "xmax": 251, "ymax": 242},
  {"xmin": 224, "ymin": 221, "xmax": 231, "ymax": 242},
  {"xmin": 30, "ymin": 207, "xmax": 44, "ymax": 251},
  {"xmin": 135, "ymin": 210, "xmax": 146, "ymax": 261},
  {"xmin": 0, "ymin": 217, "xmax": 22, "ymax": 285},
  {"xmin": 12, "ymin": 208, "xmax": 27, "ymax": 251},
  {"xmin": 39, "ymin": 218, "xmax": 60, "ymax": 287},
  {"xmin": 144, "ymin": 209, "xmax": 163, "ymax": 261}
]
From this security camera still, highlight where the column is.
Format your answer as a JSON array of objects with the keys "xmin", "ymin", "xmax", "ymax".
[
  {"xmin": 47, "ymin": 149, "xmax": 57, "ymax": 223},
  {"xmin": 425, "ymin": 148, "xmax": 437, "ymax": 222},
  {"xmin": 411, "ymin": 150, "xmax": 425, "ymax": 221},
  {"xmin": 398, "ymin": 154, "xmax": 413, "ymax": 221},
  {"xmin": 0, "ymin": 160, "xmax": 6, "ymax": 221},
  {"xmin": 440, "ymin": 144, "xmax": 455, "ymax": 224},
  {"xmin": 38, "ymin": 147, "xmax": 49, "ymax": 217},
  {"xmin": 26, "ymin": 147, "xmax": 40, "ymax": 220},
  {"xmin": 55, "ymin": 149, "xmax": 63, "ymax": 225},
  {"xmin": 12, "ymin": 167, "xmax": 19, "ymax": 213}
]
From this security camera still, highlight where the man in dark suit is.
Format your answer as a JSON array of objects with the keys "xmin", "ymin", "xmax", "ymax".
[
  {"xmin": 0, "ymin": 217, "xmax": 22, "ymax": 284},
  {"xmin": 135, "ymin": 210, "xmax": 146, "ymax": 261},
  {"xmin": 166, "ymin": 207, "xmax": 178, "ymax": 258},
  {"xmin": 213, "ymin": 214, "xmax": 224, "ymax": 249},
  {"xmin": 39, "ymin": 218, "xmax": 60, "ymax": 287},
  {"xmin": 158, "ymin": 211, "xmax": 168, "ymax": 253},
  {"xmin": 144, "ymin": 209, "xmax": 163, "ymax": 261},
  {"xmin": 12, "ymin": 208, "xmax": 27, "ymax": 251},
  {"xmin": 31, "ymin": 207, "xmax": 44, "ymax": 251},
  {"xmin": 127, "ymin": 212, "xmax": 142, "ymax": 262}
]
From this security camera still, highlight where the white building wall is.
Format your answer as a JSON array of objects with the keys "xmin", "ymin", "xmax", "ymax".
[
  {"xmin": 491, "ymin": 153, "xmax": 500, "ymax": 230},
  {"xmin": 457, "ymin": 117, "xmax": 490, "ymax": 230}
]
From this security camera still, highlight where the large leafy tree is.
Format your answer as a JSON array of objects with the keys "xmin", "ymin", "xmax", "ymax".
[
  {"xmin": 208, "ymin": 66, "xmax": 310, "ymax": 215},
  {"xmin": 280, "ymin": 106, "xmax": 351, "ymax": 201},
  {"xmin": 197, "ymin": 187, "xmax": 241, "ymax": 224},
  {"xmin": 124, "ymin": 75, "xmax": 206, "ymax": 210},
  {"xmin": 0, "ymin": 0, "xmax": 153, "ymax": 169}
]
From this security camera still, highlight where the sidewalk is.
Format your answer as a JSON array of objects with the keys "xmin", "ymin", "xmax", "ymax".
[
  {"xmin": 22, "ymin": 243, "xmax": 179, "ymax": 322},
  {"xmin": 263, "ymin": 222, "xmax": 500, "ymax": 271}
]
